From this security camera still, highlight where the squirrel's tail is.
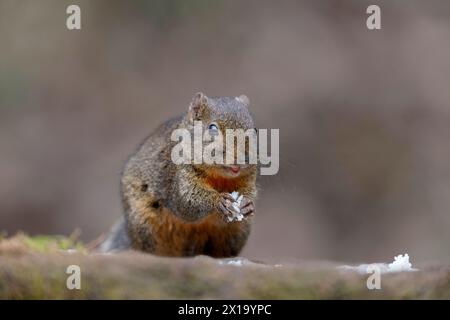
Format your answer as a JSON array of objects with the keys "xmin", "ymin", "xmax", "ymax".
[{"xmin": 98, "ymin": 216, "xmax": 131, "ymax": 253}]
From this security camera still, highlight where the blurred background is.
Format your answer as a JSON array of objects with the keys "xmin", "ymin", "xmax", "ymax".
[{"xmin": 1, "ymin": 0, "xmax": 450, "ymax": 263}]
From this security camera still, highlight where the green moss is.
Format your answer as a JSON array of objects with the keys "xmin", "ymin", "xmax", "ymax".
[
  {"xmin": 22, "ymin": 235, "xmax": 84, "ymax": 253},
  {"xmin": 0, "ymin": 232, "xmax": 86, "ymax": 254}
]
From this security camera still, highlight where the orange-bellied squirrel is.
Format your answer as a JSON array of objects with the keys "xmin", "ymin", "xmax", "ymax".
[{"xmin": 100, "ymin": 92, "xmax": 258, "ymax": 257}]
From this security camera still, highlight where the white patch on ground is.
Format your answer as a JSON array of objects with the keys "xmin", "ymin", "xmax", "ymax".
[
  {"xmin": 222, "ymin": 258, "xmax": 244, "ymax": 266},
  {"xmin": 218, "ymin": 257, "xmax": 282, "ymax": 268},
  {"xmin": 339, "ymin": 253, "xmax": 418, "ymax": 274},
  {"xmin": 227, "ymin": 191, "xmax": 245, "ymax": 222}
]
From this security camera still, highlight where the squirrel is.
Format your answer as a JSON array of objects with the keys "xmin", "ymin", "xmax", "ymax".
[{"xmin": 100, "ymin": 92, "xmax": 258, "ymax": 257}]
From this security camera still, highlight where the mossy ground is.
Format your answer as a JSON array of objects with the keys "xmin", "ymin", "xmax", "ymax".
[{"xmin": 0, "ymin": 234, "xmax": 449, "ymax": 299}]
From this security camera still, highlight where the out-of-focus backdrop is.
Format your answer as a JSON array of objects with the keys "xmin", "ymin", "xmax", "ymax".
[{"xmin": 1, "ymin": 0, "xmax": 450, "ymax": 263}]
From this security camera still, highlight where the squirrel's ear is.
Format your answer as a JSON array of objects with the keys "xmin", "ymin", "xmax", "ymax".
[
  {"xmin": 189, "ymin": 92, "xmax": 209, "ymax": 120},
  {"xmin": 237, "ymin": 94, "xmax": 250, "ymax": 107}
]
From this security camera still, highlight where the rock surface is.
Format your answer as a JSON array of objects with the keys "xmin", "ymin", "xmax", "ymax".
[{"xmin": 0, "ymin": 235, "xmax": 449, "ymax": 299}]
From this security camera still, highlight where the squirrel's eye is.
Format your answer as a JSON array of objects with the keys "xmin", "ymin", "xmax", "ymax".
[{"xmin": 208, "ymin": 123, "xmax": 219, "ymax": 134}]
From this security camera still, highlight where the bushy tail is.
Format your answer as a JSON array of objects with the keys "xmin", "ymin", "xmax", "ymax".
[{"xmin": 98, "ymin": 216, "xmax": 131, "ymax": 253}]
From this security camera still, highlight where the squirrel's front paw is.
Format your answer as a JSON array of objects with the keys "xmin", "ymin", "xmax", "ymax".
[
  {"xmin": 218, "ymin": 193, "xmax": 240, "ymax": 222},
  {"xmin": 218, "ymin": 192, "xmax": 254, "ymax": 222},
  {"xmin": 239, "ymin": 196, "xmax": 255, "ymax": 218}
]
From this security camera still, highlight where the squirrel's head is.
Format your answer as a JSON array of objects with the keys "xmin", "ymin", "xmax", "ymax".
[{"xmin": 185, "ymin": 92, "xmax": 257, "ymax": 179}]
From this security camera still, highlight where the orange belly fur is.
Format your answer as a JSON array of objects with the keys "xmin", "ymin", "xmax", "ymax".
[
  {"xmin": 132, "ymin": 172, "xmax": 252, "ymax": 257},
  {"xmin": 146, "ymin": 206, "xmax": 248, "ymax": 257}
]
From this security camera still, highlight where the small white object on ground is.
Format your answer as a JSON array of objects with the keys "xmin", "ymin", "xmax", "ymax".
[
  {"xmin": 339, "ymin": 253, "xmax": 418, "ymax": 274},
  {"xmin": 221, "ymin": 258, "xmax": 244, "ymax": 266},
  {"xmin": 227, "ymin": 191, "xmax": 245, "ymax": 222},
  {"xmin": 217, "ymin": 257, "xmax": 281, "ymax": 268},
  {"xmin": 387, "ymin": 253, "xmax": 415, "ymax": 272}
]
